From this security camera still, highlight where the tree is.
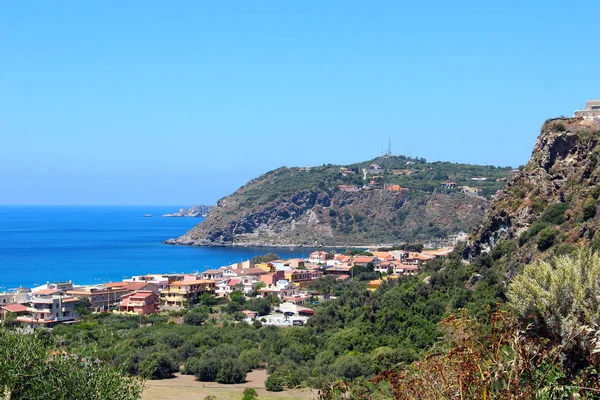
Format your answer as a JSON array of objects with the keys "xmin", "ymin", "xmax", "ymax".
[
  {"xmin": 230, "ymin": 291, "xmax": 245, "ymax": 305},
  {"xmin": 215, "ymin": 359, "xmax": 247, "ymax": 384},
  {"xmin": 246, "ymin": 298, "xmax": 271, "ymax": 316},
  {"xmin": 0, "ymin": 329, "xmax": 144, "ymax": 399},
  {"xmin": 184, "ymin": 311, "xmax": 208, "ymax": 326}
]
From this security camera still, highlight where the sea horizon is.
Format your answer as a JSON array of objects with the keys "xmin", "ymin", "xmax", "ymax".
[{"xmin": 0, "ymin": 205, "xmax": 325, "ymax": 290}]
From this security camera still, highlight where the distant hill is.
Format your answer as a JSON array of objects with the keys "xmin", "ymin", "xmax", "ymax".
[{"xmin": 166, "ymin": 156, "xmax": 512, "ymax": 247}]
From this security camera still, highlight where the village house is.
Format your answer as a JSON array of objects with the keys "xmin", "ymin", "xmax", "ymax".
[
  {"xmin": 254, "ymin": 263, "xmax": 276, "ymax": 273},
  {"xmin": 309, "ymin": 251, "xmax": 330, "ymax": 263},
  {"xmin": 160, "ymin": 279, "xmax": 216, "ymax": 307},
  {"xmin": 325, "ymin": 265, "xmax": 353, "ymax": 275},
  {"xmin": 352, "ymin": 255, "xmax": 379, "ymax": 267},
  {"xmin": 0, "ymin": 303, "xmax": 28, "ymax": 323},
  {"xmin": 383, "ymin": 184, "xmax": 408, "ymax": 192},
  {"xmin": 16, "ymin": 290, "xmax": 79, "ymax": 328},
  {"xmin": 66, "ymin": 285, "xmax": 131, "ymax": 311},
  {"xmin": 338, "ymin": 185, "xmax": 360, "ymax": 192},
  {"xmin": 259, "ymin": 280, "xmax": 299, "ymax": 300},
  {"xmin": 459, "ymin": 186, "xmax": 482, "ymax": 196},
  {"xmin": 440, "ymin": 181, "xmax": 456, "ymax": 189},
  {"xmin": 118, "ymin": 290, "xmax": 160, "ymax": 315},
  {"xmin": 201, "ymin": 270, "xmax": 224, "ymax": 280},
  {"xmin": 259, "ymin": 271, "xmax": 286, "ymax": 286}
]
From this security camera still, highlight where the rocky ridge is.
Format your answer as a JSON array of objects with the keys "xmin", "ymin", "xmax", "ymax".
[{"xmin": 463, "ymin": 116, "xmax": 600, "ymax": 270}]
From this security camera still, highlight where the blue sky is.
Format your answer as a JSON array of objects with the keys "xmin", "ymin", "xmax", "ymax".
[{"xmin": 2, "ymin": 1, "xmax": 599, "ymax": 205}]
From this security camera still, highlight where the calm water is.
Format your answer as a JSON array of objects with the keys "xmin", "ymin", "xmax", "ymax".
[{"xmin": 0, "ymin": 206, "xmax": 316, "ymax": 289}]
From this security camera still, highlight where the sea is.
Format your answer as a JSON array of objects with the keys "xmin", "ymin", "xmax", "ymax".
[{"xmin": 0, "ymin": 206, "xmax": 319, "ymax": 290}]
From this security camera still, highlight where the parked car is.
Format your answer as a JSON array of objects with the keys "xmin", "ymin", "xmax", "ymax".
[{"xmin": 292, "ymin": 320, "xmax": 305, "ymax": 326}]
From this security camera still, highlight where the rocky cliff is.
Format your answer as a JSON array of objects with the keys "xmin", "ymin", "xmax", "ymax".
[
  {"xmin": 464, "ymin": 117, "xmax": 600, "ymax": 268},
  {"xmin": 167, "ymin": 157, "xmax": 509, "ymax": 247}
]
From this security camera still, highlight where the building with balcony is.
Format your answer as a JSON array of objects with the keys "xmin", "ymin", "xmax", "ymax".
[
  {"xmin": 16, "ymin": 290, "xmax": 79, "ymax": 328},
  {"xmin": 160, "ymin": 279, "xmax": 216, "ymax": 307},
  {"xmin": 118, "ymin": 291, "xmax": 160, "ymax": 315}
]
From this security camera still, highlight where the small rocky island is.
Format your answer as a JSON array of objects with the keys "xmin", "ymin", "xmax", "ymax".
[{"xmin": 162, "ymin": 205, "xmax": 213, "ymax": 218}]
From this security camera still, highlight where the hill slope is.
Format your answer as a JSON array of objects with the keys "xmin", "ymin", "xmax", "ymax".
[
  {"xmin": 464, "ymin": 116, "xmax": 600, "ymax": 271},
  {"xmin": 167, "ymin": 156, "xmax": 511, "ymax": 247}
]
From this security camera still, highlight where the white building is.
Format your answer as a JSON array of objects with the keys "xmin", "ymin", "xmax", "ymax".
[{"xmin": 17, "ymin": 289, "xmax": 79, "ymax": 328}]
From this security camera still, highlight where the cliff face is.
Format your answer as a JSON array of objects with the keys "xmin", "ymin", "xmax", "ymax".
[
  {"xmin": 166, "ymin": 158, "xmax": 500, "ymax": 247},
  {"xmin": 464, "ymin": 117, "xmax": 600, "ymax": 267}
]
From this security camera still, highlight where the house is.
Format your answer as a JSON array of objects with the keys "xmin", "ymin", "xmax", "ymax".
[
  {"xmin": 160, "ymin": 279, "xmax": 216, "ymax": 307},
  {"xmin": 285, "ymin": 259, "xmax": 305, "ymax": 269},
  {"xmin": 459, "ymin": 186, "xmax": 482, "ymax": 196},
  {"xmin": 338, "ymin": 185, "xmax": 360, "ymax": 192},
  {"xmin": 326, "ymin": 265, "xmax": 353, "ymax": 275},
  {"xmin": 284, "ymin": 269, "xmax": 314, "ymax": 287},
  {"xmin": 254, "ymin": 263, "xmax": 276, "ymax": 273},
  {"xmin": 352, "ymin": 256, "xmax": 379, "ymax": 267},
  {"xmin": 215, "ymin": 278, "xmax": 242, "ymax": 298},
  {"xmin": 368, "ymin": 279, "xmax": 383, "ymax": 291},
  {"xmin": 0, "ymin": 303, "xmax": 28, "ymax": 323},
  {"xmin": 16, "ymin": 291, "xmax": 79, "ymax": 328},
  {"xmin": 440, "ymin": 181, "xmax": 456, "ymax": 189},
  {"xmin": 383, "ymin": 184, "xmax": 408, "ymax": 192},
  {"xmin": 259, "ymin": 271, "xmax": 286, "ymax": 286},
  {"xmin": 118, "ymin": 291, "xmax": 160, "ymax": 315},
  {"xmin": 395, "ymin": 265, "xmax": 419, "ymax": 275},
  {"xmin": 65, "ymin": 285, "xmax": 130, "ymax": 311},
  {"xmin": 309, "ymin": 251, "xmax": 330, "ymax": 263},
  {"xmin": 259, "ymin": 280, "xmax": 299, "ymax": 300},
  {"xmin": 202, "ymin": 270, "xmax": 224, "ymax": 280}
]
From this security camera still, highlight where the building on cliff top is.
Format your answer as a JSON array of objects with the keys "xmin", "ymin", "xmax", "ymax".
[{"xmin": 574, "ymin": 100, "xmax": 600, "ymax": 120}]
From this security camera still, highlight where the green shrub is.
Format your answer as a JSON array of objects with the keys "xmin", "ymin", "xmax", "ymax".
[
  {"xmin": 215, "ymin": 359, "xmax": 246, "ymax": 384},
  {"xmin": 242, "ymin": 388, "xmax": 258, "ymax": 400},
  {"xmin": 536, "ymin": 227, "xmax": 559, "ymax": 251},
  {"xmin": 519, "ymin": 221, "xmax": 550, "ymax": 245},
  {"xmin": 184, "ymin": 311, "xmax": 208, "ymax": 326},
  {"xmin": 540, "ymin": 203, "xmax": 568, "ymax": 224},
  {"xmin": 591, "ymin": 186, "xmax": 600, "ymax": 200},
  {"xmin": 583, "ymin": 197, "xmax": 597, "ymax": 221},
  {"xmin": 265, "ymin": 374, "xmax": 284, "ymax": 392}
]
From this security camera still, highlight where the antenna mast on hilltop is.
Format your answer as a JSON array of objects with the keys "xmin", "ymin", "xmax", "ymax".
[{"xmin": 385, "ymin": 137, "xmax": 392, "ymax": 157}]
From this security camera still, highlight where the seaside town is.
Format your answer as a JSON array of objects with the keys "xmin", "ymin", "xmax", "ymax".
[{"xmin": 0, "ymin": 246, "xmax": 454, "ymax": 330}]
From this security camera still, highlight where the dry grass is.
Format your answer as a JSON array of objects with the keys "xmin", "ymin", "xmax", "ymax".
[{"xmin": 142, "ymin": 370, "xmax": 318, "ymax": 400}]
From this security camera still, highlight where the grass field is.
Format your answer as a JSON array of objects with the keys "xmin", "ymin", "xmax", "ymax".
[{"xmin": 142, "ymin": 370, "xmax": 318, "ymax": 400}]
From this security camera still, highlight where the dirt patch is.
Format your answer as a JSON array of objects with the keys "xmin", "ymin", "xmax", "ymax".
[{"xmin": 142, "ymin": 370, "xmax": 317, "ymax": 400}]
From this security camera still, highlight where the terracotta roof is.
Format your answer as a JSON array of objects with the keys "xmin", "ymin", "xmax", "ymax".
[
  {"xmin": 62, "ymin": 297, "xmax": 80, "ymax": 303},
  {"xmin": 34, "ymin": 289, "xmax": 60, "ymax": 295},
  {"xmin": 125, "ymin": 282, "xmax": 157, "ymax": 291},
  {"xmin": 2, "ymin": 304, "xmax": 27, "ymax": 313},
  {"xmin": 228, "ymin": 279, "xmax": 241, "ymax": 286},
  {"xmin": 103, "ymin": 282, "xmax": 127, "ymax": 288},
  {"xmin": 230, "ymin": 268, "xmax": 268, "ymax": 276},
  {"xmin": 202, "ymin": 270, "xmax": 222, "ymax": 274},
  {"xmin": 353, "ymin": 256, "xmax": 376, "ymax": 263}
]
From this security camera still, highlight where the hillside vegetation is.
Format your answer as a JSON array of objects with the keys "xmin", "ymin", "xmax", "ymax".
[{"xmin": 168, "ymin": 156, "xmax": 511, "ymax": 247}]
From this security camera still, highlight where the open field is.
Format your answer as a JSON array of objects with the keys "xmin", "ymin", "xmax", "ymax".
[{"xmin": 142, "ymin": 370, "xmax": 318, "ymax": 400}]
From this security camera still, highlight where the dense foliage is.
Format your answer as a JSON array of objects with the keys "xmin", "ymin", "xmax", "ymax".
[{"xmin": 0, "ymin": 329, "xmax": 143, "ymax": 400}]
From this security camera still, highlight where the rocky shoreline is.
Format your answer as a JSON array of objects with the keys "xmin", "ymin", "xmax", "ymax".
[{"xmin": 162, "ymin": 205, "xmax": 213, "ymax": 218}]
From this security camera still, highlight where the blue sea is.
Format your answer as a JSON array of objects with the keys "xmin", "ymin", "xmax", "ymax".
[{"xmin": 0, "ymin": 206, "xmax": 317, "ymax": 290}]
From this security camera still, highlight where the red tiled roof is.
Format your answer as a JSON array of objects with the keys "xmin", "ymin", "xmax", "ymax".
[
  {"xmin": 2, "ymin": 304, "xmax": 27, "ymax": 313},
  {"xmin": 34, "ymin": 289, "xmax": 60, "ymax": 295}
]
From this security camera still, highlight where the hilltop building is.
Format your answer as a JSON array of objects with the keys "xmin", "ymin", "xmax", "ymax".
[{"xmin": 574, "ymin": 100, "xmax": 600, "ymax": 120}]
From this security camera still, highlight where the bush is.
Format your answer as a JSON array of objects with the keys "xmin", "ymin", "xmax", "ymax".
[
  {"xmin": 264, "ymin": 374, "xmax": 284, "ymax": 392},
  {"xmin": 184, "ymin": 311, "xmax": 208, "ymax": 326},
  {"xmin": 519, "ymin": 221, "xmax": 550, "ymax": 245},
  {"xmin": 507, "ymin": 248, "xmax": 600, "ymax": 372},
  {"xmin": 242, "ymin": 388, "xmax": 258, "ymax": 400},
  {"xmin": 215, "ymin": 359, "xmax": 247, "ymax": 384},
  {"xmin": 540, "ymin": 203, "xmax": 568, "ymax": 224},
  {"xmin": 583, "ymin": 197, "xmax": 597, "ymax": 221},
  {"xmin": 536, "ymin": 227, "xmax": 559, "ymax": 251},
  {"xmin": 139, "ymin": 353, "xmax": 178, "ymax": 380}
]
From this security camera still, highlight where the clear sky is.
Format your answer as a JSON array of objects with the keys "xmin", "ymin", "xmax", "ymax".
[{"xmin": 2, "ymin": 1, "xmax": 599, "ymax": 205}]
